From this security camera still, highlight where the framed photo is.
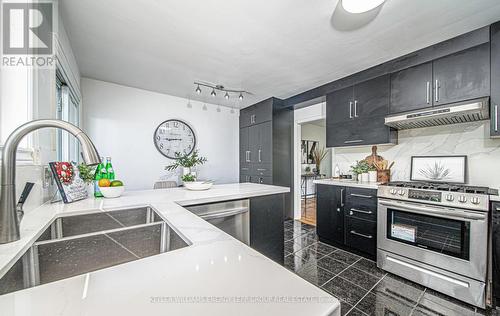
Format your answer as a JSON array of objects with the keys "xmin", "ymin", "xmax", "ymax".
[
  {"xmin": 301, "ymin": 140, "xmax": 318, "ymax": 164},
  {"xmin": 410, "ymin": 156, "xmax": 467, "ymax": 184}
]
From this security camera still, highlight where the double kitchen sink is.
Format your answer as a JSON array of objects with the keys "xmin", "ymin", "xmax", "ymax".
[{"xmin": 0, "ymin": 206, "xmax": 191, "ymax": 295}]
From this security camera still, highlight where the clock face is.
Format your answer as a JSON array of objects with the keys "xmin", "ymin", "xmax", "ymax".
[{"xmin": 153, "ymin": 119, "xmax": 196, "ymax": 159}]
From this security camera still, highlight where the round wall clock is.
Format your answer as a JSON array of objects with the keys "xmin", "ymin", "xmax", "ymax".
[{"xmin": 153, "ymin": 119, "xmax": 196, "ymax": 159}]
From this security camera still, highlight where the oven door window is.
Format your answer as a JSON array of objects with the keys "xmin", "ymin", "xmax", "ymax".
[{"xmin": 387, "ymin": 208, "xmax": 470, "ymax": 260}]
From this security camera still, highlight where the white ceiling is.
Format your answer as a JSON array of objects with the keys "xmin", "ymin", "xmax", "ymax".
[{"xmin": 60, "ymin": 0, "xmax": 500, "ymax": 108}]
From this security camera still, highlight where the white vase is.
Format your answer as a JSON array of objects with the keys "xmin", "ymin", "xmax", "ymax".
[
  {"xmin": 368, "ymin": 171, "xmax": 378, "ymax": 182},
  {"xmin": 182, "ymin": 167, "xmax": 191, "ymax": 176},
  {"xmin": 360, "ymin": 173, "xmax": 369, "ymax": 182}
]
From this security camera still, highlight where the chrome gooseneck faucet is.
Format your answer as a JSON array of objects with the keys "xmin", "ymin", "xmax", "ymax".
[{"xmin": 0, "ymin": 120, "xmax": 100, "ymax": 244}]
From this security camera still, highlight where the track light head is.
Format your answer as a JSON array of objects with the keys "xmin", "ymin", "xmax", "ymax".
[
  {"xmin": 224, "ymin": 92, "xmax": 229, "ymax": 100},
  {"xmin": 239, "ymin": 92, "xmax": 244, "ymax": 101},
  {"xmin": 195, "ymin": 85, "xmax": 202, "ymax": 94},
  {"xmin": 211, "ymin": 89, "xmax": 216, "ymax": 97}
]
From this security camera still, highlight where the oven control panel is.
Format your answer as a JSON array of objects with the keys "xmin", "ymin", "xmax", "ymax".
[
  {"xmin": 408, "ymin": 189, "xmax": 441, "ymax": 202},
  {"xmin": 378, "ymin": 186, "xmax": 490, "ymax": 211}
]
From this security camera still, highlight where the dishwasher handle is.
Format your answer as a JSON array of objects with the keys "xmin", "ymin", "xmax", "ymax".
[{"xmin": 200, "ymin": 207, "xmax": 248, "ymax": 220}]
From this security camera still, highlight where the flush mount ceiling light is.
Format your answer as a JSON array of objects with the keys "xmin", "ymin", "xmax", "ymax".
[
  {"xmin": 341, "ymin": 0, "xmax": 386, "ymax": 13},
  {"xmin": 193, "ymin": 81, "xmax": 250, "ymax": 101}
]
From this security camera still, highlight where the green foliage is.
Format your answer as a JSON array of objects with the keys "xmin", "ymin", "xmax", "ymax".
[
  {"xmin": 78, "ymin": 163, "xmax": 96, "ymax": 184},
  {"xmin": 165, "ymin": 150, "xmax": 208, "ymax": 171},
  {"xmin": 181, "ymin": 174, "xmax": 196, "ymax": 182},
  {"xmin": 350, "ymin": 160, "xmax": 370, "ymax": 175}
]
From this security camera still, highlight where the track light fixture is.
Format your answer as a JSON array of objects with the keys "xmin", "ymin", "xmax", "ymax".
[{"xmin": 193, "ymin": 81, "xmax": 250, "ymax": 102}]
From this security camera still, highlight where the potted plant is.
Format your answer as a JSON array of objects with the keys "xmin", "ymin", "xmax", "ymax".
[
  {"xmin": 311, "ymin": 147, "xmax": 329, "ymax": 176},
  {"xmin": 77, "ymin": 163, "xmax": 97, "ymax": 194},
  {"xmin": 165, "ymin": 150, "xmax": 207, "ymax": 182},
  {"xmin": 350, "ymin": 160, "xmax": 369, "ymax": 182}
]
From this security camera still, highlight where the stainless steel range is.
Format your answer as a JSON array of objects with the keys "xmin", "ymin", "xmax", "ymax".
[{"xmin": 377, "ymin": 181, "xmax": 494, "ymax": 308}]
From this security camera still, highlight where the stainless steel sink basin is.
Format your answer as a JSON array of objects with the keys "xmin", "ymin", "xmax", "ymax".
[{"xmin": 0, "ymin": 206, "xmax": 190, "ymax": 295}]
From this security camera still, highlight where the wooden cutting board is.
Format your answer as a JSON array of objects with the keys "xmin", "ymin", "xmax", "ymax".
[{"xmin": 364, "ymin": 146, "xmax": 384, "ymax": 167}]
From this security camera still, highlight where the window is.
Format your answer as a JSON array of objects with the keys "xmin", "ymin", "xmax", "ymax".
[{"xmin": 56, "ymin": 71, "xmax": 80, "ymax": 162}]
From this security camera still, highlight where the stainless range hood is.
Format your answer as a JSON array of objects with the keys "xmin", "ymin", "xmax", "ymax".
[{"xmin": 385, "ymin": 97, "xmax": 490, "ymax": 130}]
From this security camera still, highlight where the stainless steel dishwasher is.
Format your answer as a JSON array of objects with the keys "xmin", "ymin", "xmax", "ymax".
[{"xmin": 186, "ymin": 199, "xmax": 250, "ymax": 245}]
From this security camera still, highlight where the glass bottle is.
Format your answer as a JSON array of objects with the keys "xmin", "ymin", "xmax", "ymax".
[
  {"xmin": 93, "ymin": 157, "xmax": 105, "ymax": 197},
  {"xmin": 105, "ymin": 157, "xmax": 115, "ymax": 181}
]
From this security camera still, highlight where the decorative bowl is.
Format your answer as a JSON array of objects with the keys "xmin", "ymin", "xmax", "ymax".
[
  {"xmin": 99, "ymin": 186, "xmax": 125, "ymax": 198},
  {"xmin": 184, "ymin": 181, "xmax": 213, "ymax": 191}
]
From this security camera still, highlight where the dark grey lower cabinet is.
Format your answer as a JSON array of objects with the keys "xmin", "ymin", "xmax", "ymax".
[
  {"xmin": 250, "ymin": 194, "xmax": 285, "ymax": 264},
  {"xmin": 316, "ymin": 185, "xmax": 377, "ymax": 259}
]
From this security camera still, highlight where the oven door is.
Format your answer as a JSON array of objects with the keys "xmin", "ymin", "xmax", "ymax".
[{"xmin": 378, "ymin": 198, "xmax": 488, "ymax": 281}]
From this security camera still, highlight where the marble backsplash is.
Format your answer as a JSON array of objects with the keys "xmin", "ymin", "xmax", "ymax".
[{"xmin": 332, "ymin": 120, "xmax": 500, "ymax": 189}]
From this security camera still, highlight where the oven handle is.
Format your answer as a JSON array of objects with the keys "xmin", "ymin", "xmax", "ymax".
[{"xmin": 379, "ymin": 201, "xmax": 486, "ymax": 221}]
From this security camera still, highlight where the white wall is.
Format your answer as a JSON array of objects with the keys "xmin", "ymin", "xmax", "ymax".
[
  {"xmin": 82, "ymin": 78, "xmax": 239, "ymax": 191},
  {"xmin": 332, "ymin": 121, "xmax": 500, "ymax": 189}
]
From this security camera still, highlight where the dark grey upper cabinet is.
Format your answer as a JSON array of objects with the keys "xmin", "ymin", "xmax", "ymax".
[
  {"xmin": 326, "ymin": 86, "xmax": 354, "ymax": 124},
  {"xmin": 327, "ymin": 75, "xmax": 389, "ymax": 124},
  {"xmin": 433, "ymin": 43, "xmax": 490, "ymax": 105},
  {"xmin": 355, "ymin": 75, "xmax": 390, "ymax": 118},
  {"xmin": 491, "ymin": 22, "xmax": 500, "ymax": 138},
  {"xmin": 326, "ymin": 116, "xmax": 396, "ymax": 148},
  {"xmin": 240, "ymin": 98, "xmax": 273, "ymax": 128},
  {"xmin": 390, "ymin": 62, "xmax": 433, "ymax": 114}
]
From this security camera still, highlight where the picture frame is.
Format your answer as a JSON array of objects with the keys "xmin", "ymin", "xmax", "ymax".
[
  {"xmin": 301, "ymin": 140, "xmax": 319, "ymax": 164},
  {"xmin": 410, "ymin": 155, "xmax": 467, "ymax": 184}
]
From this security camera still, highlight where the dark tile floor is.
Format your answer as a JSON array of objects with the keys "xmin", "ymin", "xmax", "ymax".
[{"xmin": 284, "ymin": 219, "xmax": 496, "ymax": 316}]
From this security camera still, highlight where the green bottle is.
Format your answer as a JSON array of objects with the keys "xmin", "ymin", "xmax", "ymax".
[
  {"xmin": 105, "ymin": 157, "xmax": 115, "ymax": 181},
  {"xmin": 93, "ymin": 157, "xmax": 106, "ymax": 197}
]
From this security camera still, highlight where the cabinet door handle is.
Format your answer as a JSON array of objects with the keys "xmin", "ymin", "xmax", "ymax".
[
  {"xmin": 258, "ymin": 149, "xmax": 262, "ymax": 162},
  {"xmin": 495, "ymin": 105, "xmax": 498, "ymax": 132},
  {"xmin": 350, "ymin": 230, "xmax": 373, "ymax": 239},
  {"xmin": 426, "ymin": 81, "xmax": 430, "ymax": 104},
  {"xmin": 259, "ymin": 177, "xmax": 264, "ymax": 184},
  {"xmin": 350, "ymin": 193, "xmax": 373, "ymax": 199},
  {"xmin": 349, "ymin": 101, "xmax": 353, "ymax": 119},
  {"xmin": 354, "ymin": 100, "xmax": 358, "ymax": 117},
  {"xmin": 435, "ymin": 79, "xmax": 439, "ymax": 102},
  {"xmin": 344, "ymin": 140, "xmax": 363, "ymax": 144},
  {"xmin": 340, "ymin": 188, "xmax": 345, "ymax": 206},
  {"xmin": 350, "ymin": 208, "xmax": 373, "ymax": 214}
]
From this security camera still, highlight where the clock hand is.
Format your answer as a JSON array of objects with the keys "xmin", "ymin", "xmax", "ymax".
[{"xmin": 165, "ymin": 138, "xmax": 183, "ymax": 141}]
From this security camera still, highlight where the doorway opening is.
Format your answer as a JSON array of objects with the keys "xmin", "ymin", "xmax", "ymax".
[{"xmin": 293, "ymin": 102, "xmax": 331, "ymax": 226}]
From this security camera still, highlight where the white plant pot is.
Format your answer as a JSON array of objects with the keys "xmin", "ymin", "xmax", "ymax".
[
  {"xmin": 368, "ymin": 171, "xmax": 378, "ymax": 182},
  {"xmin": 360, "ymin": 173, "xmax": 369, "ymax": 182}
]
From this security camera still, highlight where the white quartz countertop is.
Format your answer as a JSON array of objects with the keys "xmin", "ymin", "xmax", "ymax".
[
  {"xmin": 313, "ymin": 179, "xmax": 380, "ymax": 190},
  {"xmin": 0, "ymin": 183, "xmax": 339, "ymax": 316}
]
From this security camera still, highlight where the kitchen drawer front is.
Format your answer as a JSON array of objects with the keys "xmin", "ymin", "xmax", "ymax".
[
  {"xmin": 251, "ymin": 176, "xmax": 272, "ymax": 185},
  {"xmin": 252, "ymin": 164, "xmax": 272, "ymax": 177},
  {"xmin": 346, "ymin": 188, "xmax": 377, "ymax": 205},
  {"xmin": 345, "ymin": 216, "xmax": 376, "ymax": 257},
  {"xmin": 345, "ymin": 203, "xmax": 377, "ymax": 221},
  {"xmin": 240, "ymin": 164, "xmax": 252, "ymax": 175}
]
